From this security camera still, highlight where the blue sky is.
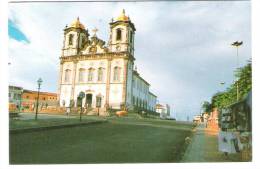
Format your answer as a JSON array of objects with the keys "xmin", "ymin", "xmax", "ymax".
[
  {"xmin": 8, "ymin": 19, "xmax": 29, "ymax": 43},
  {"xmin": 8, "ymin": 1, "xmax": 251, "ymax": 120}
]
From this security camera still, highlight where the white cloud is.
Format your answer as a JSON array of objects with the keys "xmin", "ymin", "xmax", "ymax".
[{"xmin": 9, "ymin": 1, "xmax": 251, "ymax": 120}]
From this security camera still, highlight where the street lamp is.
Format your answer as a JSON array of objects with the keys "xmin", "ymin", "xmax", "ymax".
[
  {"xmin": 35, "ymin": 78, "xmax": 43, "ymax": 120},
  {"xmin": 231, "ymin": 41, "xmax": 243, "ymax": 101}
]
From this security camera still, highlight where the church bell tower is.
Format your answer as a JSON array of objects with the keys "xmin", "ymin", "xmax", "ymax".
[
  {"xmin": 62, "ymin": 17, "xmax": 89, "ymax": 56},
  {"xmin": 108, "ymin": 9, "xmax": 136, "ymax": 56}
]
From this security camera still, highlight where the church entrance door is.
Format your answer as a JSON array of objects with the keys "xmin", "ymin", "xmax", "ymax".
[{"xmin": 85, "ymin": 94, "xmax": 92, "ymax": 108}]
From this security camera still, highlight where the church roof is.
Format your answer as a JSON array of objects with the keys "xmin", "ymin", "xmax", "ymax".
[
  {"xmin": 133, "ymin": 70, "xmax": 150, "ymax": 86},
  {"xmin": 109, "ymin": 9, "xmax": 136, "ymax": 31},
  {"xmin": 70, "ymin": 17, "xmax": 85, "ymax": 29},
  {"xmin": 23, "ymin": 89, "xmax": 57, "ymax": 96},
  {"xmin": 149, "ymin": 91, "xmax": 157, "ymax": 97},
  {"xmin": 116, "ymin": 9, "xmax": 130, "ymax": 22}
]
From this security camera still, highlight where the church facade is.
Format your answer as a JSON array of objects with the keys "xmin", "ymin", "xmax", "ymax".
[{"xmin": 58, "ymin": 10, "xmax": 157, "ymax": 113}]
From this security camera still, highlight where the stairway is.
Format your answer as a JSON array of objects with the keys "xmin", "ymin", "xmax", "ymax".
[{"xmin": 86, "ymin": 108, "xmax": 110, "ymax": 116}]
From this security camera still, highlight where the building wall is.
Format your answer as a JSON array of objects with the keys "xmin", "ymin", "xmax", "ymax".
[
  {"xmin": 125, "ymin": 61, "xmax": 133, "ymax": 108},
  {"xmin": 148, "ymin": 92, "xmax": 157, "ymax": 111},
  {"xmin": 22, "ymin": 91, "xmax": 57, "ymax": 102},
  {"xmin": 110, "ymin": 25, "xmax": 128, "ymax": 53},
  {"xmin": 74, "ymin": 84, "xmax": 107, "ymax": 108},
  {"xmin": 59, "ymin": 58, "xmax": 126, "ymax": 109},
  {"xmin": 9, "ymin": 86, "xmax": 23, "ymax": 107},
  {"xmin": 21, "ymin": 90, "xmax": 57, "ymax": 110},
  {"xmin": 132, "ymin": 73, "xmax": 150, "ymax": 109},
  {"xmin": 63, "ymin": 31, "xmax": 78, "ymax": 56},
  {"xmin": 59, "ymin": 58, "xmax": 156, "ymax": 111},
  {"xmin": 59, "ymin": 85, "xmax": 72, "ymax": 107}
]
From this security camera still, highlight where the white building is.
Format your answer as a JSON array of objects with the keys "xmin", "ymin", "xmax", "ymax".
[
  {"xmin": 156, "ymin": 103, "xmax": 171, "ymax": 119},
  {"xmin": 9, "ymin": 86, "xmax": 23, "ymax": 108},
  {"xmin": 58, "ymin": 10, "xmax": 157, "ymax": 114}
]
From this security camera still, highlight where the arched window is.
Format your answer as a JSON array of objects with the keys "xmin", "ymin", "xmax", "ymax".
[
  {"xmin": 69, "ymin": 34, "xmax": 74, "ymax": 45},
  {"xmin": 97, "ymin": 67, "xmax": 104, "ymax": 82},
  {"xmin": 64, "ymin": 69, "xmax": 71, "ymax": 82},
  {"xmin": 113, "ymin": 66, "xmax": 121, "ymax": 82},
  {"xmin": 78, "ymin": 68, "xmax": 86, "ymax": 82},
  {"xmin": 88, "ymin": 68, "xmax": 95, "ymax": 82},
  {"xmin": 116, "ymin": 28, "xmax": 122, "ymax": 41}
]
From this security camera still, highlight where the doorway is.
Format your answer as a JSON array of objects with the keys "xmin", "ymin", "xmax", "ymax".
[
  {"xmin": 85, "ymin": 94, "xmax": 92, "ymax": 108},
  {"xmin": 96, "ymin": 96, "xmax": 102, "ymax": 108}
]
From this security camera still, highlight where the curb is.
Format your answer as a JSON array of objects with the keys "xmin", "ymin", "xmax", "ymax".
[{"xmin": 10, "ymin": 120, "xmax": 107, "ymax": 134}]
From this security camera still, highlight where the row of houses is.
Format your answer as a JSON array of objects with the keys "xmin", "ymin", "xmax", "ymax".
[{"xmin": 9, "ymin": 85, "xmax": 57, "ymax": 112}]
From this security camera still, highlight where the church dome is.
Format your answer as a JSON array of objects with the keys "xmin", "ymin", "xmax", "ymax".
[
  {"xmin": 116, "ymin": 9, "xmax": 130, "ymax": 22},
  {"xmin": 70, "ymin": 17, "xmax": 85, "ymax": 29}
]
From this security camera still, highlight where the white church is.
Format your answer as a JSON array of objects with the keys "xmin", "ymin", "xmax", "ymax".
[{"xmin": 58, "ymin": 10, "xmax": 157, "ymax": 115}]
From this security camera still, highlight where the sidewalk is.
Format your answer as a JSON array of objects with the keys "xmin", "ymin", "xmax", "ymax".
[{"xmin": 181, "ymin": 123, "xmax": 241, "ymax": 162}]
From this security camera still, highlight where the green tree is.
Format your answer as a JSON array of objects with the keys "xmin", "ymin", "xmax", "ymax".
[
  {"xmin": 202, "ymin": 101, "xmax": 212, "ymax": 113},
  {"xmin": 210, "ymin": 60, "xmax": 252, "ymax": 109}
]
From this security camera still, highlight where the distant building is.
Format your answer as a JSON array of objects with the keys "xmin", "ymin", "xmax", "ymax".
[
  {"xmin": 9, "ymin": 86, "xmax": 58, "ymax": 112},
  {"xmin": 21, "ymin": 90, "xmax": 57, "ymax": 111},
  {"xmin": 9, "ymin": 85, "xmax": 23, "ymax": 110},
  {"xmin": 166, "ymin": 104, "xmax": 171, "ymax": 116},
  {"xmin": 156, "ymin": 103, "xmax": 171, "ymax": 118},
  {"xmin": 156, "ymin": 103, "xmax": 170, "ymax": 119},
  {"xmin": 193, "ymin": 115, "xmax": 202, "ymax": 123}
]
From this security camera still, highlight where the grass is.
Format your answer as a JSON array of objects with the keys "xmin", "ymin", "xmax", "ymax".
[{"xmin": 10, "ymin": 115, "xmax": 193, "ymax": 164}]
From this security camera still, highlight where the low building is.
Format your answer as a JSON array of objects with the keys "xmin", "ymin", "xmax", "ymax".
[
  {"xmin": 193, "ymin": 115, "xmax": 202, "ymax": 123},
  {"xmin": 156, "ymin": 103, "xmax": 170, "ymax": 119},
  {"xmin": 131, "ymin": 70, "xmax": 157, "ymax": 111},
  {"xmin": 156, "ymin": 104, "xmax": 166, "ymax": 118},
  {"xmin": 21, "ymin": 90, "xmax": 58, "ymax": 111}
]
